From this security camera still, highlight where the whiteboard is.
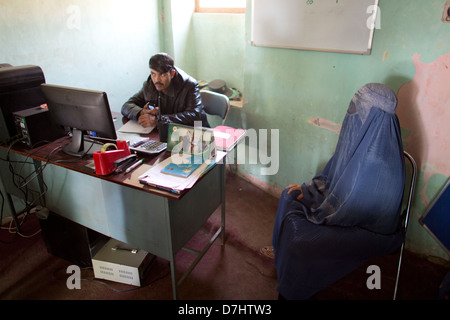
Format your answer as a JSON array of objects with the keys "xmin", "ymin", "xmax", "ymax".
[{"xmin": 251, "ymin": 0, "xmax": 379, "ymax": 55}]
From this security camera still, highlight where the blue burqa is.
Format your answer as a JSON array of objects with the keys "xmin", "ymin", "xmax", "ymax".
[{"xmin": 272, "ymin": 83, "xmax": 405, "ymax": 299}]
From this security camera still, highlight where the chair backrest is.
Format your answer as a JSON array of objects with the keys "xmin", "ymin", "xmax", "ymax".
[
  {"xmin": 401, "ymin": 151, "xmax": 417, "ymax": 233},
  {"xmin": 393, "ymin": 150, "xmax": 417, "ymax": 300},
  {"xmin": 201, "ymin": 90, "xmax": 230, "ymax": 125}
]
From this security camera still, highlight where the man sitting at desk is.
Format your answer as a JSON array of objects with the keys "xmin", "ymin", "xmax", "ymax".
[{"xmin": 121, "ymin": 52, "xmax": 209, "ymax": 128}]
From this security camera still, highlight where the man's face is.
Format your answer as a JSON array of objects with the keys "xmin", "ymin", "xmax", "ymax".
[{"xmin": 150, "ymin": 68, "xmax": 175, "ymax": 93}]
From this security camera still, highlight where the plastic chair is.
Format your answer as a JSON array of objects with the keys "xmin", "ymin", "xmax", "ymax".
[
  {"xmin": 201, "ymin": 90, "xmax": 230, "ymax": 126},
  {"xmin": 393, "ymin": 151, "xmax": 417, "ymax": 300},
  {"xmin": 201, "ymin": 90, "xmax": 238, "ymax": 174}
]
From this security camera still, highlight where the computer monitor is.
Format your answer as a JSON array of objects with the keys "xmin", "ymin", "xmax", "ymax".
[{"xmin": 41, "ymin": 84, "xmax": 117, "ymax": 157}]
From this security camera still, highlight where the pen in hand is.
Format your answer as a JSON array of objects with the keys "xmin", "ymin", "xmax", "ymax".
[{"xmin": 125, "ymin": 158, "xmax": 145, "ymax": 174}]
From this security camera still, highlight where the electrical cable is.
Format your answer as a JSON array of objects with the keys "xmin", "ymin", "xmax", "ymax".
[
  {"xmin": 0, "ymin": 138, "xmax": 64, "ymax": 240},
  {"xmin": 1, "ymin": 135, "xmax": 102, "ymax": 240}
]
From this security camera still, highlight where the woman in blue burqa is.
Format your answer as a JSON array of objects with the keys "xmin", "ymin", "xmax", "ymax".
[{"xmin": 270, "ymin": 83, "xmax": 405, "ymax": 299}]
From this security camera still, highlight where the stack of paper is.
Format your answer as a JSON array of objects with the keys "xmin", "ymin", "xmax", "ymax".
[{"xmin": 138, "ymin": 152, "xmax": 226, "ymax": 193}]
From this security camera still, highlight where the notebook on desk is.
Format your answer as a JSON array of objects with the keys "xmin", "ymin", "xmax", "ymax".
[{"xmin": 118, "ymin": 120, "xmax": 154, "ymax": 134}]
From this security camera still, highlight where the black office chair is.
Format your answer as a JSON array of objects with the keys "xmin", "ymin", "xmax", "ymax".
[
  {"xmin": 201, "ymin": 90, "xmax": 230, "ymax": 126},
  {"xmin": 393, "ymin": 151, "xmax": 417, "ymax": 300}
]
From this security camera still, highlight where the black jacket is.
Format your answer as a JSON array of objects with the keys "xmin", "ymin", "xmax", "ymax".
[{"xmin": 121, "ymin": 67, "xmax": 209, "ymax": 127}]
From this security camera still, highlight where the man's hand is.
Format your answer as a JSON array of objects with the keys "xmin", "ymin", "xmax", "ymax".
[{"xmin": 138, "ymin": 103, "xmax": 159, "ymax": 128}]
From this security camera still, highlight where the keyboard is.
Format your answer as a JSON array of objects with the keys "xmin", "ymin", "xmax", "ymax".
[{"xmin": 129, "ymin": 138, "xmax": 167, "ymax": 155}]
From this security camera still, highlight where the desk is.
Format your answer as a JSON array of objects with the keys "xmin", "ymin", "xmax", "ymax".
[{"xmin": 0, "ymin": 130, "xmax": 226, "ymax": 299}]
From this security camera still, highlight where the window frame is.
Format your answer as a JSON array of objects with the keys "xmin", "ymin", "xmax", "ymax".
[{"xmin": 195, "ymin": 0, "xmax": 246, "ymax": 14}]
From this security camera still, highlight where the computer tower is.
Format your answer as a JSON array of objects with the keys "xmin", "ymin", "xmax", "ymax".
[
  {"xmin": 13, "ymin": 106, "xmax": 64, "ymax": 147},
  {"xmin": 0, "ymin": 65, "xmax": 46, "ymax": 144},
  {"xmin": 38, "ymin": 211, "xmax": 102, "ymax": 268}
]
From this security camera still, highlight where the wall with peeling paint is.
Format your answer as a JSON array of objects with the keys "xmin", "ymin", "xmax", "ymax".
[
  {"xmin": 224, "ymin": 0, "xmax": 449, "ymax": 260},
  {"xmin": 396, "ymin": 52, "xmax": 450, "ymax": 259},
  {"xmin": 165, "ymin": 0, "xmax": 447, "ymax": 260},
  {"xmin": 172, "ymin": 0, "xmax": 450, "ymax": 260}
]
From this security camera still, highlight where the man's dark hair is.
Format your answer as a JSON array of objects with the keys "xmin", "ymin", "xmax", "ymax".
[{"xmin": 149, "ymin": 53, "xmax": 174, "ymax": 73}]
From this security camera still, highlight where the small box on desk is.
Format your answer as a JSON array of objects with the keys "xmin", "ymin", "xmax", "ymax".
[{"xmin": 91, "ymin": 238, "xmax": 154, "ymax": 287}]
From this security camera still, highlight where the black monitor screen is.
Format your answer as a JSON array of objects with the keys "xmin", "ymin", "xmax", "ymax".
[{"xmin": 41, "ymin": 84, "xmax": 117, "ymax": 157}]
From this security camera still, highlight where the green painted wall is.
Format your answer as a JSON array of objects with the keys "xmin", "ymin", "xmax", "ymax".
[
  {"xmin": 1, "ymin": 0, "xmax": 449, "ymax": 261},
  {"xmin": 0, "ymin": 0, "xmax": 160, "ymax": 110},
  {"xmin": 0, "ymin": 0, "xmax": 161, "ymax": 215},
  {"xmin": 174, "ymin": 0, "xmax": 450, "ymax": 261}
]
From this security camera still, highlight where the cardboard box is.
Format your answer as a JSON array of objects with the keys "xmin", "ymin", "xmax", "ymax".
[{"xmin": 92, "ymin": 238, "xmax": 153, "ymax": 286}]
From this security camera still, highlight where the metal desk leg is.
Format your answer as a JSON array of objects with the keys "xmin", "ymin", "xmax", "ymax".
[
  {"xmin": 220, "ymin": 161, "xmax": 226, "ymax": 245},
  {"xmin": 162, "ymin": 199, "xmax": 179, "ymax": 300},
  {"xmin": 170, "ymin": 257, "xmax": 178, "ymax": 300},
  {"xmin": 169, "ymin": 162, "xmax": 227, "ymax": 299}
]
